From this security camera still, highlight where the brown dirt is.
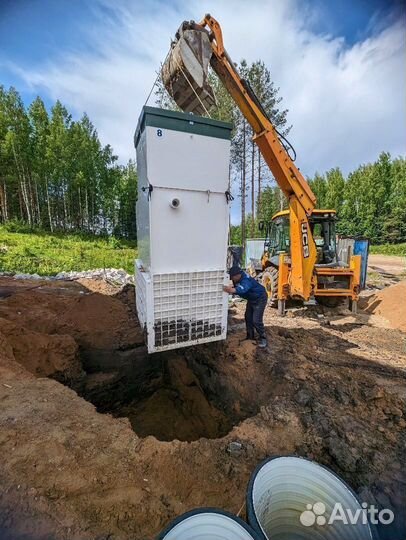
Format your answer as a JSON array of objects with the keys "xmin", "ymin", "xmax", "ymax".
[
  {"xmin": 0, "ymin": 276, "xmax": 405, "ymax": 540},
  {"xmin": 361, "ymin": 281, "xmax": 406, "ymax": 332}
]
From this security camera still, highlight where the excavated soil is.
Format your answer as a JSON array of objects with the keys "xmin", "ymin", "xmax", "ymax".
[
  {"xmin": 361, "ymin": 281, "xmax": 406, "ymax": 332},
  {"xmin": 0, "ymin": 276, "xmax": 405, "ymax": 540}
]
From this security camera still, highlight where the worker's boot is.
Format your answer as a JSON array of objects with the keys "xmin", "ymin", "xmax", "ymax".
[
  {"xmin": 240, "ymin": 331, "xmax": 255, "ymax": 344},
  {"xmin": 258, "ymin": 337, "xmax": 268, "ymax": 349}
]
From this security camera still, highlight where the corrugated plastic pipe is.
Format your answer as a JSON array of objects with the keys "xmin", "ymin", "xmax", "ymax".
[
  {"xmin": 157, "ymin": 508, "xmax": 261, "ymax": 540},
  {"xmin": 247, "ymin": 456, "xmax": 375, "ymax": 540}
]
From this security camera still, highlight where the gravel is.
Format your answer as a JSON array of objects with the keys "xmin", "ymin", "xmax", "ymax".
[{"xmin": 0, "ymin": 268, "xmax": 134, "ymax": 286}]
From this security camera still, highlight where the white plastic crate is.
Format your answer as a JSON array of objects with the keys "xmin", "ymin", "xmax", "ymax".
[{"xmin": 136, "ymin": 261, "xmax": 228, "ymax": 353}]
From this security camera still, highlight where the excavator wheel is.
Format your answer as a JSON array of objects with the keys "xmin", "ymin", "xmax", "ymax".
[{"xmin": 262, "ymin": 267, "xmax": 278, "ymax": 307}]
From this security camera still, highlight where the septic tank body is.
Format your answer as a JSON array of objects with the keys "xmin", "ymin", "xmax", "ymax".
[{"xmin": 134, "ymin": 106, "xmax": 233, "ymax": 354}]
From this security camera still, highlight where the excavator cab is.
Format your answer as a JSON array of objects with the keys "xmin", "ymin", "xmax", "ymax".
[
  {"xmin": 309, "ymin": 211, "xmax": 338, "ymax": 265},
  {"xmin": 260, "ymin": 210, "xmax": 338, "ymax": 266}
]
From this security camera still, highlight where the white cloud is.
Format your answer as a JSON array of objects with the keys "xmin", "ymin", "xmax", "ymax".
[{"xmin": 6, "ymin": 0, "xmax": 406, "ymax": 219}]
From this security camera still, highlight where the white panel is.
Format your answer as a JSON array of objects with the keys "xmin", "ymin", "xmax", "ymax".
[
  {"xmin": 135, "ymin": 131, "xmax": 151, "ymax": 270},
  {"xmin": 146, "ymin": 126, "xmax": 230, "ymax": 192},
  {"xmin": 150, "ymin": 188, "xmax": 228, "ymax": 274}
]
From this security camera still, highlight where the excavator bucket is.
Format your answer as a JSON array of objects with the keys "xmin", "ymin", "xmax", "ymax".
[{"xmin": 161, "ymin": 23, "xmax": 216, "ymax": 115}]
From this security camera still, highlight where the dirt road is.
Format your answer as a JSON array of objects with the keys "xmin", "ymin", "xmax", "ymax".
[
  {"xmin": 368, "ymin": 254, "xmax": 405, "ymax": 277},
  {"xmin": 0, "ymin": 275, "xmax": 405, "ymax": 539}
]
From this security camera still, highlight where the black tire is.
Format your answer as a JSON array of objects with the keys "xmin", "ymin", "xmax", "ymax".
[{"xmin": 262, "ymin": 267, "xmax": 278, "ymax": 307}]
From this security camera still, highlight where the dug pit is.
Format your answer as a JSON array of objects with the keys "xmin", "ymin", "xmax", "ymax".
[{"xmin": 80, "ymin": 344, "xmax": 260, "ymax": 442}]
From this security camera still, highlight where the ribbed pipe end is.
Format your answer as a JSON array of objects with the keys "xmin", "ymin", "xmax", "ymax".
[
  {"xmin": 157, "ymin": 507, "xmax": 261, "ymax": 540},
  {"xmin": 247, "ymin": 456, "xmax": 374, "ymax": 540}
]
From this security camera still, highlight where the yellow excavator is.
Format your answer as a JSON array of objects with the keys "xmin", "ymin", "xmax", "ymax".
[{"xmin": 162, "ymin": 14, "xmax": 362, "ymax": 315}]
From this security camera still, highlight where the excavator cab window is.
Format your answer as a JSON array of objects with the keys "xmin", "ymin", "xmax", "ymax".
[
  {"xmin": 310, "ymin": 215, "xmax": 337, "ymax": 265},
  {"xmin": 265, "ymin": 216, "xmax": 290, "ymax": 256}
]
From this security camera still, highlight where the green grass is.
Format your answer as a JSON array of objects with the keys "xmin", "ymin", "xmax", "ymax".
[
  {"xmin": 370, "ymin": 243, "xmax": 406, "ymax": 257},
  {"xmin": 0, "ymin": 227, "xmax": 137, "ymax": 276}
]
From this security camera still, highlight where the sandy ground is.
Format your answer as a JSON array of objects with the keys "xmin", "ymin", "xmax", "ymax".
[
  {"xmin": 368, "ymin": 254, "xmax": 406, "ymax": 278},
  {"xmin": 0, "ymin": 267, "xmax": 405, "ymax": 540}
]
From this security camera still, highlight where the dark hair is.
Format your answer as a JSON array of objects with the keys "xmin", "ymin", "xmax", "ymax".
[{"xmin": 229, "ymin": 266, "xmax": 242, "ymax": 278}]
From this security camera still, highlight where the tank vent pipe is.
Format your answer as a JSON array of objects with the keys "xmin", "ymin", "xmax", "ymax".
[{"xmin": 246, "ymin": 456, "xmax": 375, "ymax": 540}]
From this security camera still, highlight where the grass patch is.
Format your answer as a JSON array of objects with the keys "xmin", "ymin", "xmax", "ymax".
[
  {"xmin": 370, "ymin": 243, "xmax": 406, "ymax": 257},
  {"xmin": 0, "ymin": 227, "xmax": 137, "ymax": 276}
]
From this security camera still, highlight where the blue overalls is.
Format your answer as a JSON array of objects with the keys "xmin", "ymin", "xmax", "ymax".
[{"xmin": 234, "ymin": 272, "xmax": 267, "ymax": 339}]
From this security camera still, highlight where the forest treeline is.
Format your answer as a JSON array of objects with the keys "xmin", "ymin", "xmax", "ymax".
[
  {"xmin": 230, "ymin": 152, "xmax": 406, "ymax": 246},
  {"xmin": 1, "ymin": 76, "xmax": 405, "ymax": 246},
  {"xmin": 251, "ymin": 152, "xmax": 406, "ymax": 244},
  {"xmin": 0, "ymin": 86, "xmax": 137, "ymax": 238}
]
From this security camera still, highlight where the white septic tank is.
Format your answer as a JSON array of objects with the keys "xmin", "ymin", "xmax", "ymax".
[{"xmin": 134, "ymin": 106, "xmax": 233, "ymax": 354}]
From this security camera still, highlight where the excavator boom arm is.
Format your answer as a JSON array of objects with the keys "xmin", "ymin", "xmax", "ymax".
[{"xmin": 199, "ymin": 15, "xmax": 316, "ymax": 215}]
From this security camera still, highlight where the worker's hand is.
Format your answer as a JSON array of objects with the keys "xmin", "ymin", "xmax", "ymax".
[{"xmin": 223, "ymin": 285, "xmax": 235, "ymax": 294}]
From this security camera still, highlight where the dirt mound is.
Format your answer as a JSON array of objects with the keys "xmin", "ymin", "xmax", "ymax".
[
  {"xmin": 0, "ymin": 278, "xmax": 143, "ymax": 350},
  {"xmin": 0, "ymin": 317, "xmax": 83, "ymax": 387},
  {"xmin": 363, "ymin": 282, "xmax": 406, "ymax": 332}
]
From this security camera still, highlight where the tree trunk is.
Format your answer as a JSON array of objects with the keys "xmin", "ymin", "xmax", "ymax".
[
  {"xmin": 78, "ymin": 186, "xmax": 83, "ymax": 229},
  {"xmin": 241, "ymin": 122, "xmax": 246, "ymax": 252},
  {"xmin": 62, "ymin": 182, "xmax": 68, "ymax": 230},
  {"xmin": 0, "ymin": 182, "xmax": 8, "ymax": 222},
  {"xmin": 46, "ymin": 179, "xmax": 54, "ymax": 233},
  {"xmin": 85, "ymin": 189, "xmax": 89, "ymax": 231},
  {"xmin": 257, "ymin": 146, "xmax": 261, "ymax": 211},
  {"xmin": 279, "ymin": 188, "xmax": 284, "ymax": 211},
  {"xmin": 18, "ymin": 185, "xmax": 24, "ymax": 220},
  {"xmin": 33, "ymin": 177, "xmax": 41, "ymax": 226},
  {"xmin": 4, "ymin": 182, "xmax": 8, "ymax": 222},
  {"xmin": 20, "ymin": 180, "xmax": 32, "ymax": 226},
  {"xmin": 251, "ymin": 138, "xmax": 255, "ymax": 237},
  {"xmin": 26, "ymin": 170, "xmax": 36, "ymax": 225},
  {"xmin": 11, "ymin": 140, "xmax": 31, "ymax": 225}
]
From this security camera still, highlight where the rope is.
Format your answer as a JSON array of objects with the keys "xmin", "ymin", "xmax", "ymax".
[
  {"xmin": 146, "ymin": 184, "xmax": 227, "ymax": 196},
  {"xmin": 152, "ymin": 184, "xmax": 218, "ymax": 194},
  {"xmin": 143, "ymin": 183, "xmax": 233, "ymax": 203},
  {"xmin": 144, "ymin": 70, "xmax": 161, "ymax": 107},
  {"xmin": 144, "ymin": 47, "xmax": 172, "ymax": 107}
]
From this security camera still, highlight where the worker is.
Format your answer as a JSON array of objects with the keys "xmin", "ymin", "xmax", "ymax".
[{"xmin": 224, "ymin": 266, "xmax": 268, "ymax": 348}]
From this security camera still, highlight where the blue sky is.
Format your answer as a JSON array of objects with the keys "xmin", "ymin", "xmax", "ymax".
[
  {"xmin": 1, "ymin": 0, "xmax": 405, "ymax": 223},
  {"xmin": 1, "ymin": 0, "xmax": 403, "ymax": 104}
]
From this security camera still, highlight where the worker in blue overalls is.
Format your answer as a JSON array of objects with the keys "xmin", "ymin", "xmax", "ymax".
[{"xmin": 223, "ymin": 266, "xmax": 268, "ymax": 348}]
